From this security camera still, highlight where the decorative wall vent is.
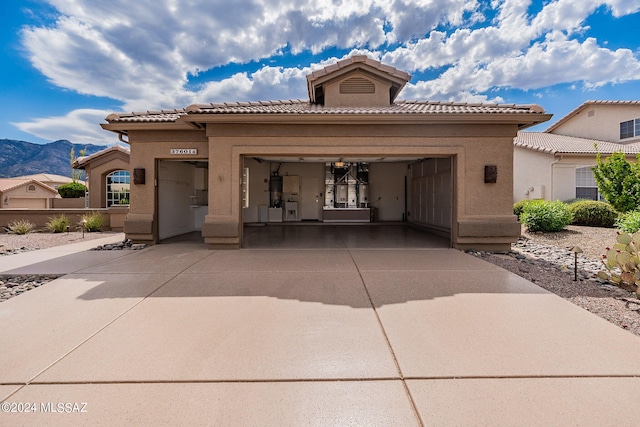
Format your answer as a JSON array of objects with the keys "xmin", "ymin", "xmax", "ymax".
[
  {"xmin": 27, "ymin": 184, "xmax": 36, "ymax": 192},
  {"xmin": 340, "ymin": 77, "xmax": 375, "ymax": 94}
]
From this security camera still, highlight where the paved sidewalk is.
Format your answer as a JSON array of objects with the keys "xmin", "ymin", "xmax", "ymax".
[
  {"xmin": 0, "ymin": 233, "xmax": 127, "ymax": 274},
  {"xmin": 1, "ymin": 232, "xmax": 640, "ymax": 425}
]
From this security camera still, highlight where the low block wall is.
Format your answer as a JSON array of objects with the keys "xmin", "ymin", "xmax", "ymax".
[
  {"xmin": 0, "ymin": 208, "xmax": 129, "ymax": 232},
  {"xmin": 51, "ymin": 198, "xmax": 85, "ymax": 208}
]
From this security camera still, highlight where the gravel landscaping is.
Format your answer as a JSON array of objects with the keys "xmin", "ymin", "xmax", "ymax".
[
  {"xmin": 472, "ymin": 225, "xmax": 640, "ymax": 337},
  {"xmin": 1, "ymin": 226, "xmax": 639, "ymax": 340}
]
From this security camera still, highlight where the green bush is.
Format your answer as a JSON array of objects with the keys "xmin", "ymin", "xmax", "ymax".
[
  {"xmin": 46, "ymin": 214, "xmax": 70, "ymax": 233},
  {"xmin": 520, "ymin": 200, "xmax": 573, "ymax": 232},
  {"xmin": 58, "ymin": 182, "xmax": 87, "ymax": 198},
  {"xmin": 6, "ymin": 219, "xmax": 35, "ymax": 235},
  {"xmin": 514, "ymin": 199, "xmax": 537, "ymax": 220},
  {"xmin": 568, "ymin": 200, "xmax": 618, "ymax": 227},
  {"xmin": 81, "ymin": 212, "xmax": 104, "ymax": 232},
  {"xmin": 616, "ymin": 210, "xmax": 640, "ymax": 233},
  {"xmin": 592, "ymin": 151, "xmax": 640, "ymax": 213}
]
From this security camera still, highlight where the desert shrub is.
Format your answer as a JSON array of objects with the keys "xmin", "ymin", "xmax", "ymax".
[
  {"xmin": 520, "ymin": 200, "xmax": 573, "ymax": 232},
  {"xmin": 81, "ymin": 212, "xmax": 104, "ymax": 232},
  {"xmin": 568, "ymin": 200, "xmax": 618, "ymax": 227},
  {"xmin": 6, "ymin": 219, "xmax": 35, "ymax": 235},
  {"xmin": 46, "ymin": 214, "xmax": 70, "ymax": 233},
  {"xmin": 57, "ymin": 182, "xmax": 87, "ymax": 198},
  {"xmin": 513, "ymin": 199, "xmax": 537, "ymax": 220},
  {"xmin": 592, "ymin": 151, "xmax": 640, "ymax": 213},
  {"xmin": 616, "ymin": 210, "xmax": 640, "ymax": 233},
  {"xmin": 598, "ymin": 232, "xmax": 640, "ymax": 297}
]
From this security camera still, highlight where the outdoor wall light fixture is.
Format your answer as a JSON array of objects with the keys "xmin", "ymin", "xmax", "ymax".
[
  {"xmin": 133, "ymin": 168, "xmax": 145, "ymax": 185},
  {"xmin": 484, "ymin": 165, "xmax": 498, "ymax": 183}
]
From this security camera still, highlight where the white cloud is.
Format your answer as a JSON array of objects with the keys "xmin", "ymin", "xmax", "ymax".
[
  {"xmin": 13, "ymin": 0, "xmax": 640, "ymax": 143},
  {"xmin": 12, "ymin": 109, "xmax": 116, "ymax": 146}
]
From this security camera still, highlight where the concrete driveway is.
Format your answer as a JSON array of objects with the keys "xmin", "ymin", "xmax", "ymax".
[{"xmin": 2, "ymin": 226, "xmax": 640, "ymax": 425}]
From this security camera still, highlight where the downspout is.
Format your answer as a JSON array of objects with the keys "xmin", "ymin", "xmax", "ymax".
[
  {"xmin": 550, "ymin": 154, "xmax": 563, "ymax": 201},
  {"xmin": 118, "ymin": 132, "xmax": 129, "ymax": 144}
]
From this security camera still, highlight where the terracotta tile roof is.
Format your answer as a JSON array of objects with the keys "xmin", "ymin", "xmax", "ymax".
[
  {"xmin": 74, "ymin": 145, "xmax": 130, "ymax": 168},
  {"xmin": 184, "ymin": 99, "xmax": 546, "ymax": 115},
  {"xmin": 10, "ymin": 173, "xmax": 74, "ymax": 183},
  {"xmin": 306, "ymin": 55, "xmax": 412, "ymax": 84},
  {"xmin": 515, "ymin": 132, "xmax": 640, "ymax": 155},
  {"xmin": 545, "ymin": 100, "xmax": 640, "ymax": 133},
  {"xmin": 0, "ymin": 179, "xmax": 58, "ymax": 194},
  {"xmin": 105, "ymin": 109, "xmax": 186, "ymax": 123}
]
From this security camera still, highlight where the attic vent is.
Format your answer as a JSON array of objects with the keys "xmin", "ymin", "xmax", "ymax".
[
  {"xmin": 27, "ymin": 184, "xmax": 36, "ymax": 192},
  {"xmin": 588, "ymin": 110, "xmax": 595, "ymax": 117},
  {"xmin": 340, "ymin": 77, "xmax": 375, "ymax": 94}
]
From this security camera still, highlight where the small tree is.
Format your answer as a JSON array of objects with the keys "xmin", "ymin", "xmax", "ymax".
[
  {"xmin": 592, "ymin": 151, "xmax": 640, "ymax": 213},
  {"xmin": 70, "ymin": 146, "xmax": 87, "ymax": 183}
]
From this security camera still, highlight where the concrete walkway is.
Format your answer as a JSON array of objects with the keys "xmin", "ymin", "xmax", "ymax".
[{"xmin": 1, "ymin": 227, "xmax": 640, "ymax": 425}]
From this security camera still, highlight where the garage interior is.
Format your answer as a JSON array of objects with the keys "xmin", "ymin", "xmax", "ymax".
[
  {"xmin": 239, "ymin": 155, "xmax": 453, "ymax": 248},
  {"xmin": 157, "ymin": 159, "xmax": 209, "ymax": 241}
]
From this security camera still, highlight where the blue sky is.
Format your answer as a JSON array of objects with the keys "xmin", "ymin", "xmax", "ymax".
[{"xmin": 2, "ymin": 0, "xmax": 640, "ymax": 146}]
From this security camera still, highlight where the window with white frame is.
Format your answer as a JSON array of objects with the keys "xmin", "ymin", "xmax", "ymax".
[
  {"xmin": 106, "ymin": 170, "xmax": 130, "ymax": 206},
  {"xmin": 620, "ymin": 118, "xmax": 640, "ymax": 139},
  {"xmin": 575, "ymin": 166, "xmax": 601, "ymax": 201}
]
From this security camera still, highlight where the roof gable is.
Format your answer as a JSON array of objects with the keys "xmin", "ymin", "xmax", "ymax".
[
  {"xmin": 546, "ymin": 100, "xmax": 640, "ymax": 133},
  {"xmin": 73, "ymin": 145, "xmax": 130, "ymax": 169},
  {"xmin": 0, "ymin": 179, "xmax": 59, "ymax": 194},
  {"xmin": 306, "ymin": 55, "xmax": 411, "ymax": 106}
]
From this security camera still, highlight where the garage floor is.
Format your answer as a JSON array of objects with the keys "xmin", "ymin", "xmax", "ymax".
[
  {"xmin": 242, "ymin": 223, "xmax": 450, "ymax": 249},
  {"xmin": 2, "ymin": 231, "xmax": 640, "ymax": 425}
]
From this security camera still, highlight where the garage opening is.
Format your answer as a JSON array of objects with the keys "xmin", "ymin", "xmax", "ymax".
[
  {"xmin": 241, "ymin": 156, "xmax": 452, "ymax": 247},
  {"xmin": 157, "ymin": 160, "xmax": 208, "ymax": 242}
]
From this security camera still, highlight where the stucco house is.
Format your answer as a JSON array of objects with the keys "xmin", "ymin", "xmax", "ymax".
[
  {"xmin": 514, "ymin": 100, "xmax": 640, "ymax": 202},
  {"xmin": 0, "ymin": 179, "xmax": 59, "ymax": 209},
  {"xmin": 72, "ymin": 145, "xmax": 131, "ymax": 208},
  {"xmin": 101, "ymin": 55, "xmax": 550, "ymax": 251}
]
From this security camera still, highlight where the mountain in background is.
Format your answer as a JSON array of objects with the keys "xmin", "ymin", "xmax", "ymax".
[{"xmin": 0, "ymin": 139, "xmax": 105, "ymax": 178}]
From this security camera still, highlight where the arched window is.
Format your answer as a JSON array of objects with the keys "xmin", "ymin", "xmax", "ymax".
[
  {"xmin": 106, "ymin": 170, "xmax": 130, "ymax": 206},
  {"xmin": 575, "ymin": 166, "xmax": 600, "ymax": 201}
]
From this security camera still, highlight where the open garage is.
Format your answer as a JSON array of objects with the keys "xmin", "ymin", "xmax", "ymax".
[{"xmin": 102, "ymin": 55, "xmax": 550, "ymax": 251}]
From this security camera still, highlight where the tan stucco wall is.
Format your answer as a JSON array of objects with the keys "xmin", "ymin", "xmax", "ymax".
[
  {"xmin": 124, "ymin": 130, "xmax": 208, "ymax": 242},
  {"xmin": 203, "ymin": 122, "xmax": 519, "ymax": 250},
  {"xmin": 83, "ymin": 151, "xmax": 130, "ymax": 208},
  {"xmin": 122, "ymin": 121, "xmax": 522, "ymax": 250},
  {"xmin": 323, "ymin": 72, "xmax": 391, "ymax": 107},
  {"xmin": 551, "ymin": 105, "xmax": 640, "ymax": 143}
]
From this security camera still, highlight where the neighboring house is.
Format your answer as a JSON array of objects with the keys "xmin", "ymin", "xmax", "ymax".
[
  {"xmin": 514, "ymin": 100, "xmax": 640, "ymax": 203},
  {"xmin": 101, "ymin": 55, "xmax": 550, "ymax": 251},
  {"xmin": 10, "ymin": 173, "xmax": 82, "ymax": 191},
  {"xmin": 0, "ymin": 179, "xmax": 59, "ymax": 209},
  {"xmin": 72, "ymin": 145, "xmax": 130, "ymax": 208}
]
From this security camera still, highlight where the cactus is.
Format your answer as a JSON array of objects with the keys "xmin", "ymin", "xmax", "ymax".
[{"xmin": 598, "ymin": 232, "xmax": 640, "ymax": 297}]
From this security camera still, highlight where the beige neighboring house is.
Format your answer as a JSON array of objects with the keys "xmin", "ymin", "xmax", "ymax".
[
  {"xmin": 10, "ymin": 173, "xmax": 81, "ymax": 191},
  {"xmin": 72, "ymin": 145, "xmax": 130, "ymax": 208},
  {"xmin": 101, "ymin": 55, "xmax": 550, "ymax": 251},
  {"xmin": 0, "ymin": 179, "xmax": 59, "ymax": 209},
  {"xmin": 514, "ymin": 100, "xmax": 640, "ymax": 203}
]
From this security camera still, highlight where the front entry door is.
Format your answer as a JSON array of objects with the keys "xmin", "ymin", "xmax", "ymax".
[{"xmin": 300, "ymin": 177, "xmax": 320, "ymax": 220}]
